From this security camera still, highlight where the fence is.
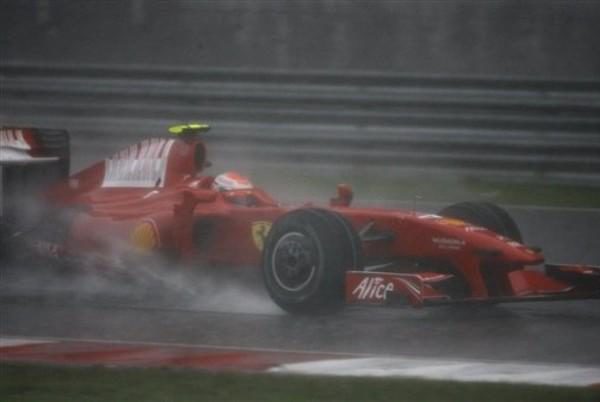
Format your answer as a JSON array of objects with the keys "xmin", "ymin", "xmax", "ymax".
[{"xmin": 1, "ymin": 63, "xmax": 599, "ymax": 184}]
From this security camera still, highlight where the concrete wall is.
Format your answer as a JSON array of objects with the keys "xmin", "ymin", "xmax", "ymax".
[{"xmin": 1, "ymin": 0, "xmax": 599, "ymax": 78}]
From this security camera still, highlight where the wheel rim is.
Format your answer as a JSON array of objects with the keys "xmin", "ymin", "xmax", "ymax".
[{"xmin": 271, "ymin": 232, "xmax": 318, "ymax": 292}]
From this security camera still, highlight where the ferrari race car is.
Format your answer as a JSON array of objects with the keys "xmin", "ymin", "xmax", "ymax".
[{"xmin": 1, "ymin": 124, "xmax": 599, "ymax": 314}]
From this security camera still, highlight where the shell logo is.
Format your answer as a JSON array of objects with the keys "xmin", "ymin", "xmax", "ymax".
[
  {"xmin": 440, "ymin": 218, "xmax": 466, "ymax": 227},
  {"xmin": 252, "ymin": 221, "xmax": 272, "ymax": 251},
  {"xmin": 130, "ymin": 221, "xmax": 159, "ymax": 252}
]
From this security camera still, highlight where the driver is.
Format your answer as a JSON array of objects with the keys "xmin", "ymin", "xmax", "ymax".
[
  {"xmin": 212, "ymin": 171, "xmax": 257, "ymax": 207},
  {"xmin": 212, "ymin": 171, "xmax": 254, "ymax": 192}
]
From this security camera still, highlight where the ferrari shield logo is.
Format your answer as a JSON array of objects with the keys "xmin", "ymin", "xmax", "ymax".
[
  {"xmin": 130, "ymin": 221, "xmax": 159, "ymax": 252},
  {"xmin": 252, "ymin": 221, "xmax": 272, "ymax": 251}
]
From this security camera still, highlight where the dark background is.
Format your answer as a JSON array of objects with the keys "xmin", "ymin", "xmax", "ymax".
[{"xmin": 2, "ymin": 0, "xmax": 600, "ymax": 78}]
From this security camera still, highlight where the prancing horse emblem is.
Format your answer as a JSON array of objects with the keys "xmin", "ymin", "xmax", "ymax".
[{"xmin": 252, "ymin": 221, "xmax": 272, "ymax": 251}]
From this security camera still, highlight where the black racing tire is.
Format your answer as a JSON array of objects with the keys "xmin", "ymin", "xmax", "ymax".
[
  {"xmin": 262, "ymin": 208, "xmax": 363, "ymax": 314},
  {"xmin": 1, "ymin": 128, "xmax": 70, "ymax": 260},
  {"xmin": 308, "ymin": 208, "xmax": 364, "ymax": 272},
  {"xmin": 10, "ymin": 208, "xmax": 74, "ymax": 271},
  {"xmin": 439, "ymin": 201, "xmax": 523, "ymax": 243}
]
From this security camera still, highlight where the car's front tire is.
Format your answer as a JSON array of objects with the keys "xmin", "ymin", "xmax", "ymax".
[
  {"xmin": 262, "ymin": 208, "xmax": 362, "ymax": 314},
  {"xmin": 439, "ymin": 201, "xmax": 523, "ymax": 242}
]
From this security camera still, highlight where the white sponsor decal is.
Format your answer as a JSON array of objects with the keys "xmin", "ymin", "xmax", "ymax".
[
  {"xmin": 102, "ymin": 138, "xmax": 174, "ymax": 188},
  {"xmin": 0, "ymin": 128, "xmax": 30, "ymax": 150},
  {"xmin": 352, "ymin": 277, "xmax": 395, "ymax": 301},
  {"xmin": 432, "ymin": 237, "xmax": 465, "ymax": 250}
]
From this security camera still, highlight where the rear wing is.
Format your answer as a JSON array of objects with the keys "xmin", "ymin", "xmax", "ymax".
[{"xmin": 1, "ymin": 127, "xmax": 70, "ymax": 223}]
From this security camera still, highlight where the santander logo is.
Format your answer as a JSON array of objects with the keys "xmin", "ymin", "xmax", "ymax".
[{"xmin": 351, "ymin": 277, "xmax": 395, "ymax": 301}]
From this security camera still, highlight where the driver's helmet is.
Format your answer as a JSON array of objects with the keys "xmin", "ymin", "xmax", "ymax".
[{"xmin": 212, "ymin": 171, "xmax": 254, "ymax": 192}]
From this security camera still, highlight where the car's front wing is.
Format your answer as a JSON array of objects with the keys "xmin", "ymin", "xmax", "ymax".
[{"xmin": 345, "ymin": 264, "xmax": 600, "ymax": 308}]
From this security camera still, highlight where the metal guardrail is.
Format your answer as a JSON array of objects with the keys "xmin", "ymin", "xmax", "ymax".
[{"xmin": 1, "ymin": 63, "xmax": 600, "ymax": 183}]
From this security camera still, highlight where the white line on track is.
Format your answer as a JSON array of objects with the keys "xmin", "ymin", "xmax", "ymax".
[
  {"xmin": 270, "ymin": 357, "xmax": 600, "ymax": 387},
  {"xmin": 0, "ymin": 338, "xmax": 54, "ymax": 348}
]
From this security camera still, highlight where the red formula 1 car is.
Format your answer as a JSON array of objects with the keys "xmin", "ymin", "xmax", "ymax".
[{"xmin": 1, "ymin": 124, "xmax": 599, "ymax": 313}]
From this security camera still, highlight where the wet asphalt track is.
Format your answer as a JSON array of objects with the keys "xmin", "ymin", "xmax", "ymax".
[
  {"xmin": 1, "ymin": 206, "xmax": 599, "ymax": 366},
  {"xmin": 1, "ymin": 287, "xmax": 599, "ymax": 365}
]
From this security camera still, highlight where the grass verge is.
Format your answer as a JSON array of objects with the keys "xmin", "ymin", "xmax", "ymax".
[
  {"xmin": 246, "ymin": 166, "xmax": 600, "ymax": 208},
  {"xmin": 1, "ymin": 363, "xmax": 598, "ymax": 402}
]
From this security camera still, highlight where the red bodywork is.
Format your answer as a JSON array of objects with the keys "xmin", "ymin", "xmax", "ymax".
[{"xmin": 2, "ymin": 128, "xmax": 599, "ymax": 309}]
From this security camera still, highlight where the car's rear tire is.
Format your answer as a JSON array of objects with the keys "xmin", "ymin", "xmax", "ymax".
[
  {"xmin": 439, "ymin": 201, "xmax": 523, "ymax": 243},
  {"xmin": 262, "ymin": 208, "xmax": 362, "ymax": 314}
]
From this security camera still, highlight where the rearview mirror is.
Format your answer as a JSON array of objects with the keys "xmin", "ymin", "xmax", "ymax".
[{"xmin": 330, "ymin": 183, "xmax": 353, "ymax": 207}]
